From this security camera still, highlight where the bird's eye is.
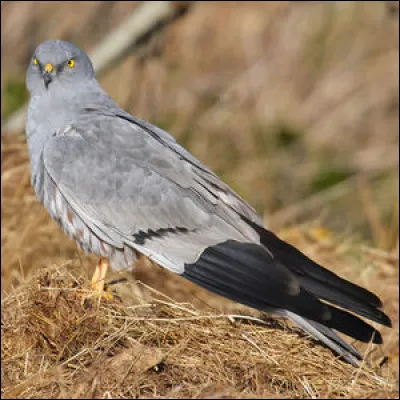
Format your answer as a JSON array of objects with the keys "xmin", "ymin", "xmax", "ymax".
[
  {"xmin": 33, "ymin": 57, "xmax": 38, "ymax": 65},
  {"xmin": 67, "ymin": 58, "xmax": 75, "ymax": 68}
]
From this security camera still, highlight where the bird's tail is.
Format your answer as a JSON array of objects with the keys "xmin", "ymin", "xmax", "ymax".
[
  {"xmin": 281, "ymin": 310, "xmax": 362, "ymax": 366},
  {"xmin": 181, "ymin": 220, "xmax": 391, "ymax": 365}
]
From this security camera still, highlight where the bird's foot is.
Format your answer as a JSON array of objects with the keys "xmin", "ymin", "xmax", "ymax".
[
  {"xmin": 88, "ymin": 258, "xmax": 115, "ymax": 302},
  {"xmin": 89, "ymin": 278, "xmax": 115, "ymax": 303}
]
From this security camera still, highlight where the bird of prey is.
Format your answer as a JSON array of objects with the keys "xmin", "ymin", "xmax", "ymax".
[{"xmin": 25, "ymin": 40, "xmax": 391, "ymax": 366}]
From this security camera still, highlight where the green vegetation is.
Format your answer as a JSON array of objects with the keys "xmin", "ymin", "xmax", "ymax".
[
  {"xmin": 1, "ymin": 77, "xmax": 28, "ymax": 120},
  {"xmin": 310, "ymin": 165, "xmax": 354, "ymax": 193}
]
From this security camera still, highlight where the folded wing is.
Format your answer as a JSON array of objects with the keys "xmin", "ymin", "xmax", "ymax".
[{"xmin": 41, "ymin": 112, "xmax": 391, "ymax": 365}]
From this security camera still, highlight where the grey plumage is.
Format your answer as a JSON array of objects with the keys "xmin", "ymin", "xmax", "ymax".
[{"xmin": 26, "ymin": 40, "xmax": 391, "ymax": 366}]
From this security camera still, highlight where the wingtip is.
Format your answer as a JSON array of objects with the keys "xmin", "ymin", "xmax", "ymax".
[
  {"xmin": 241, "ymin": 215, "xmax": 392, "ymax": 329},
  {"xmin": 372, "ymin": 307, "xmax": 393, "ymax": 328},
  {"xmin": 381, "ymin": 312, "xmax": 393, "ymax": 328}
]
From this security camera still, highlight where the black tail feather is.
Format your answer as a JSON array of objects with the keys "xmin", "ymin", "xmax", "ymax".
[{"xmin": 324, "ymin": 304, "xmax": 383, "ymax": 344}]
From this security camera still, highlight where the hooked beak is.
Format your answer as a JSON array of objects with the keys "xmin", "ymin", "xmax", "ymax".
[{"xmin": 43, "ymin": 63, "xmax": 54, "ymax": 88}]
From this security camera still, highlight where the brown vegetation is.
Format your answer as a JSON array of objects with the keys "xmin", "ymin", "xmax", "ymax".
[{"xmin": 1, "ymin": 1, "xmax": 398, "ymax": 398}]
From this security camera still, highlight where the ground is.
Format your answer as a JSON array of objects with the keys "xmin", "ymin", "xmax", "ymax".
[{"xmin": 1, "ymin": 2, "xmax": 398, "ymax": 398}]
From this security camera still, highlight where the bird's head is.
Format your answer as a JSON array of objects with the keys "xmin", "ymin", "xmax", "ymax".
[{"xmin": 26, "ymin": 40, "xmax": 95, "ymax": 95}]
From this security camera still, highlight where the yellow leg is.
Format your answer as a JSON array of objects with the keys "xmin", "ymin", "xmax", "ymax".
[
  {"xmin": 90, "ymin": 258, "xmax": 113, "ymax": 301},
  {"xmin": 91, "ymin": 258, "xmax": 108, "ymax": 291}
]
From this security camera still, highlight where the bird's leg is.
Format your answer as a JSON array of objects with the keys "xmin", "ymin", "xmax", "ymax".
[
  {"xmin": 90, "ymin": 257, "xmax": 113, "ymax": 301},
  {"xmin": 91, "ymin": 257, "xmax": 108, "ymax": 291}
]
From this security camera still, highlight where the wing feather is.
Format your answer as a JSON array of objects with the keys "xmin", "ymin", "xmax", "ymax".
[{"xmin": 42, "ymin": 115, "xmax": 259, "ymax": 272}]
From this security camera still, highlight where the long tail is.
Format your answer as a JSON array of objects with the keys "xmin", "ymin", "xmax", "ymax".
[
  {"xmin": 283, "ymin": 311, "xmax": 362, "ymax": 366},
  {"xmin": 181, "ymin": 222, "xmax": 391, "ymax": 364}
]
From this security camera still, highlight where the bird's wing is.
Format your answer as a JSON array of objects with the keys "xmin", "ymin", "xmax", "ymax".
[
  {"xmin": 114, "ymin": 111, "xmax": 264, "ymax": 227},
  {"xmin": 42, "ymin": 112, "xmax": 335, "ymax": 321},
  {"xmin": 41, "ymin": 111, "xmax": 391, "ymax": 364},
  {"xmin": 42, "ymin": 113, "xmax": 263, "ymax": 269}
]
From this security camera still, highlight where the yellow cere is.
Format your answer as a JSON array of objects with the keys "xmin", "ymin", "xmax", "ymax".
[
  {"xmin": 67, "ymin": 58, "xmax": 75, "ymax": 68},
  {"xmin": 33, "ymin": 57, "xmax": 38, "ymax": 65},
  {"xmin": 44, "ymin": 64, "xmax": 54, "ymax": 73}
]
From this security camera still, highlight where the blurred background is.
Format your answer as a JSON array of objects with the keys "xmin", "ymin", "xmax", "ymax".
[
  {"xmin": 1, "ymin": 1, "xmax": 399, "ymax": 289},
  {"xmin": 1, "ymin": 0, "xmax": 399, "ymax": 382}
]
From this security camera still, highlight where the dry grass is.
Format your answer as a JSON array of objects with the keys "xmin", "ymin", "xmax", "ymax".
[
  {"xmin": 1, "ymin": 1, "xmax": 399, "ymax": 398},
  {"xmin": 1, "ymin": 260, "xmax": 398, "ymax": 399},
  {"xmin": 1, "ymin": 134, "xmax": 398, "ymax": 398}
]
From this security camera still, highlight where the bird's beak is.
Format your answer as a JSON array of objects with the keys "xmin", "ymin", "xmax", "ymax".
[{"xmin": 43, "ymin": 63, "xmax": 54, "ymax": 88}]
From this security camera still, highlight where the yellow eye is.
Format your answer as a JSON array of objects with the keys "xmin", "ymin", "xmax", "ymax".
[
  {"xmin": 33, "ymin": 57, "xmax": 38, "ymax": 65},
  {"xmin": 67, "ymin": 58, "xmax": 75, "ymax": 68}
]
